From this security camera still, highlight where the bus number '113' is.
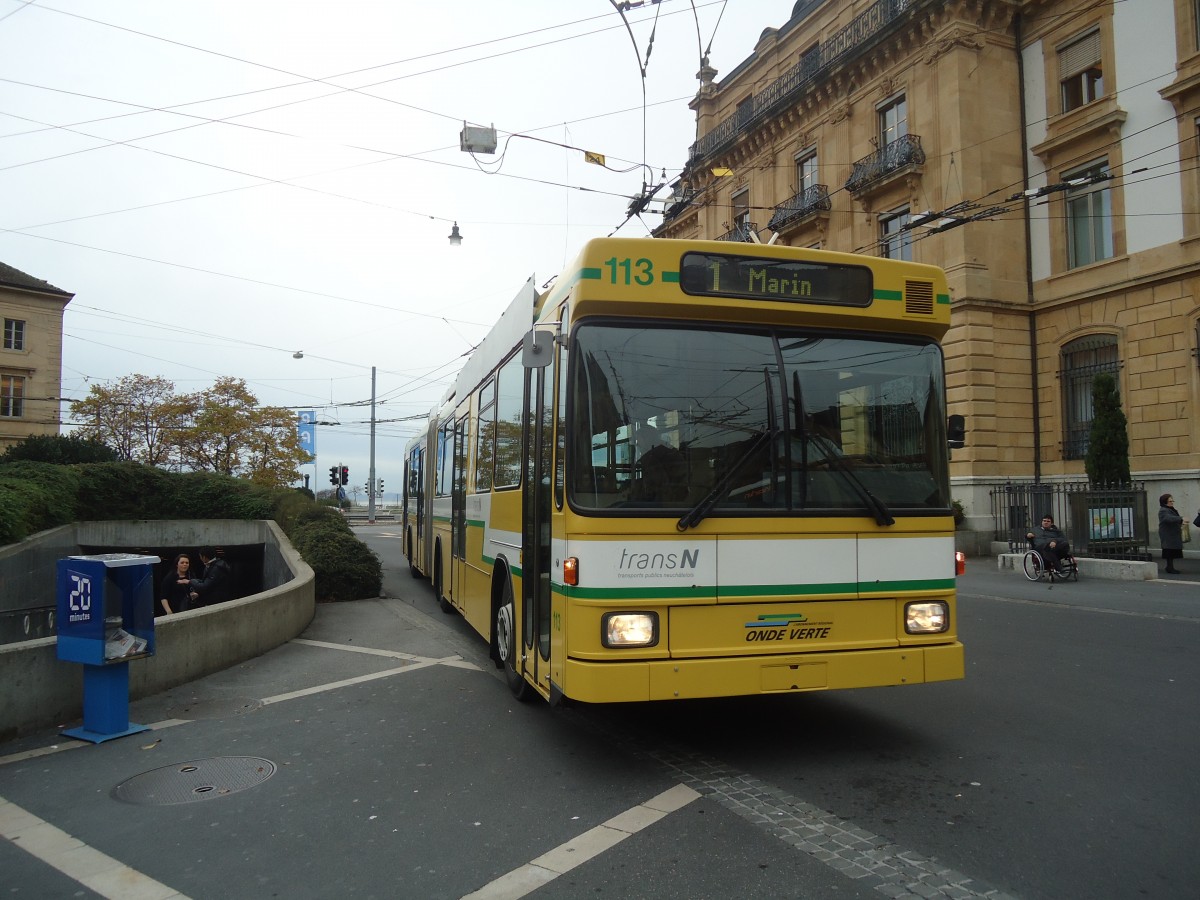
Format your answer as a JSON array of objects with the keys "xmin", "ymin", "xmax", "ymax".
[{"xmin": 604, "ymin": 257, "xmax": 654, "ymax": 286}]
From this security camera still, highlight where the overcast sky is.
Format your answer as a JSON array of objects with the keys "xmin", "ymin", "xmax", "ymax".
[{"xmin": 0, "ymin": 0, "xmax": 784, "ymax": 500}]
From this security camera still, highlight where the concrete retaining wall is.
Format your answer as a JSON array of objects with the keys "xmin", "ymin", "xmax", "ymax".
[
  {"xmin": 996, "ymin": 552, "xmax": 1158, "ymax": 580},
  {"xmin": 0, "ymin": 520, "xmax": 314, "ymax": 740}
]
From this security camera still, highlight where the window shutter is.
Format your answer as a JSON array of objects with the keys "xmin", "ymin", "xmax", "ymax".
[{"xmin": 1059, "ymin": 30, "xmax": 1100, "ymax": 79}]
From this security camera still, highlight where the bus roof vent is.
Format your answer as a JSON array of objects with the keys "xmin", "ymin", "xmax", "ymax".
[{"xmin": 905, "ymin": 280, "xmax": 934, "ymax": 315}]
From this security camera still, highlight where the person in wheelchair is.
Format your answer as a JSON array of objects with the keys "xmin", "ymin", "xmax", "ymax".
[{"xmin": 1027, "ymin": 513, "xmax": 1072, "ymax": 574}]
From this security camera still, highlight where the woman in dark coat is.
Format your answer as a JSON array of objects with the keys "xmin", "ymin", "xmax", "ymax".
[
  {"xmin": 1157, "ymin": 493, "xmax": 1183, "ymax": 575},
  {"xmin": 158, "ymin": 553, "xmax": 194, "ymax": 614}
]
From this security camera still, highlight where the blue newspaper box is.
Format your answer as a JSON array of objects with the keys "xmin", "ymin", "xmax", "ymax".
[{"xmin": 56, "ymin": 553, "xmax": 160, "ymax": 742}]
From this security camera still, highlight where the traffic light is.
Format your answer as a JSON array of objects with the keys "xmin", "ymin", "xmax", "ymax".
[
  {"xmin": 328, "ymin": 465, "xmax": 338, "ymax": 486},
  {"xmin": 378, "ymin": 478, "xmax": 384, "ymax": 494},
  {"xmin": 340, "ymin": 466, "xmax": 349, "ymax": 485}
]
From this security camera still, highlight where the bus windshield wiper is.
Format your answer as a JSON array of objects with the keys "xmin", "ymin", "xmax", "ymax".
[
  {"xmin": 677, "ymin": 428, "xmax": 774, "ymax": 532},
  {"xmin": 809, "ymin": 434, "xmax": 896, "ymax": 527}
]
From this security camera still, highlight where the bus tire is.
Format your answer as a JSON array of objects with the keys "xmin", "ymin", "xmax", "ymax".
[
  {"xmin": 433, "ymin": 544, "xmax": 453, "ymax": 614},
  {"xmin": 496, "ymin": 578, "xmax": 530, "ymax": 702}
]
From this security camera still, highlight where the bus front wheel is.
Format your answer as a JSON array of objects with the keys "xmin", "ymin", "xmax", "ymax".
[
  {"xmin": 433, "ymin": 545, "xmax": 453, "ymax": 614},
  {"xmin": 496, "ymin": 580, "xmax": 530, "ymax": 702},
  {"xmin": 407, "ymin": 531, "xmax": 419, "ymax": 578}
]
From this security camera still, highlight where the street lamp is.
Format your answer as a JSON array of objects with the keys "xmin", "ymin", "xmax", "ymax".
[{"xmin": 448, "ymin": 222, "xmax": 463, "ymax": 246}]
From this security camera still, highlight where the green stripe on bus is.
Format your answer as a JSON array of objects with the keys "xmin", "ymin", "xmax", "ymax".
[
  {"xmin": 937, "ymin": 293, "xmax": 950, "ymax": 305},
  {"xmin": 544, "ymin": 268, "xmax": 589, "ymax": 306},
  {"xmin": 859, "ymin": 578, "xmax": 957, "ymax": 592},
  {"xmin": 581, "ymin": 267, "xmax": 602, "ymax": 280},
  {"xmin": 565, "ymin": 585, "xmax": 715, "ymax": 601},
  {"xmin": 663, "ymin": 271, "xmax": 680, "ymax": 283},
  {"xmin": 483, "ymin": 556, "xmax": 523, "ymax": 578},
  {"xmin": 874, "ymin": 289, "xmax": 903, "ymax": 301},
  {"xmin": 562, "ymin": 577, "xmax": 955, "ymax": 601}
]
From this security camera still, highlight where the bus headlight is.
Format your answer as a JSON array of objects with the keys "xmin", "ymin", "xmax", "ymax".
[
  {"xmin": 905, "ymin": 601, "xmax": 949, "ymax": 634},
  {"xmin": 601, "ymin": 612, "xmax": 659, "ymax": 648}
]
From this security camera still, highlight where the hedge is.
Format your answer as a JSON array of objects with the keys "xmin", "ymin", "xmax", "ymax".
[{"xmin": 0, "ymin": 460, "xmax": 382, "ymax": 602}]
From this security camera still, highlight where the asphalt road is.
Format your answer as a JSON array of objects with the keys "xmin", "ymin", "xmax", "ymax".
[{"xmin": 1, "ymin": 532, "xmax": 1197, "ymax": 900}]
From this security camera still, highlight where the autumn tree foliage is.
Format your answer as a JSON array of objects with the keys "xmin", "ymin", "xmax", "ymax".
[
  {"xmin": 71, "ymin": 374, "xmax": 180, "ymax": 465},
  {"xmin": 71, "ymin": 375, "xmax": 310, "ymax": 487}
]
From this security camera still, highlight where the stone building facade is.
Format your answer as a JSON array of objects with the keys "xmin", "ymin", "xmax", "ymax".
[
  {"xmin": 655, "ymin": 0, "xmax": 1200, "ymax": 537},
  {"xmin": 0, "ymin": 262, "xmax": 72, "ymax": 452}
]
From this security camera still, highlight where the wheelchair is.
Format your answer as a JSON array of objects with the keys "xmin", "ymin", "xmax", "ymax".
[{"xmin": 1022, "ymin": 539, "xmax": 1078, "ymax": 582}]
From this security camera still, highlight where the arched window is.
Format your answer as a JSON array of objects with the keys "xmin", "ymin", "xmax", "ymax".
[{"xmin": 1060, "ymin": 335, "xmax": 1120, "ymax": 459}]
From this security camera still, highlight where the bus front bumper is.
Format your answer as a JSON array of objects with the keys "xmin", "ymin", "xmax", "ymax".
[{"xmin": 561, "ymin": 643, "xmax": 964, "ymax": 703}]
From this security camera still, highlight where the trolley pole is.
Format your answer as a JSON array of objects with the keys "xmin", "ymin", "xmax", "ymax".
[{"xmin": 368, "ymin": 365, "xmax": 377, "ymax": 525}]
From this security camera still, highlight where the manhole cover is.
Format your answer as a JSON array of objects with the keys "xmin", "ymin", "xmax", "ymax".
[
  {"xmin": 166, "ymin": 697, "xmax": 263, "ymax": 720},
  {"xmin": 113, "ymin": 757, "xmax": 276, "ymax": 805}
]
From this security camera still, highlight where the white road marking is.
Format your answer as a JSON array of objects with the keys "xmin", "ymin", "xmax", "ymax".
[
  {"xmin": 0, "ymin": 719, "xmax": 191, "ymax": 768},
  {"xmin": 0, "ymin": 795, "xmax": 188, "ymax": 899},
  {"xmin": 459, "ymin": 784, "xmax": 700, "ymax": 900},
  {"xmin": 0, "ymin": 641, "xmax": 474, "ymax": 895},
  {"xmin": 260, "ymin": 657, "xmax": 458, "ymax": 705}
]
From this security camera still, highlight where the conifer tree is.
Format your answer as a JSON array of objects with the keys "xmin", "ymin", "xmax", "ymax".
[{"xmin": 1084, "ymin": 373, "xmax": 1131, "ymax": 486}]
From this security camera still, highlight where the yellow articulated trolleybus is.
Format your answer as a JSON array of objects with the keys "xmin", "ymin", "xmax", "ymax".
[{"xmin": 403, "ymin": 236, "xmax": 966, "ymax": 704}]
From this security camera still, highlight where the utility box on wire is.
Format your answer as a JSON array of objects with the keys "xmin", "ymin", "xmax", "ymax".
[{"xmin": 460, "ymin": 123, "xmax": 497, "ymax": 154}]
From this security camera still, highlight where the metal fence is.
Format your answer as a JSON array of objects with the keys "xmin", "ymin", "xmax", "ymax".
[{"xmin": 989, "ymin": 481, "xmax": 1151, "ymax": 559}]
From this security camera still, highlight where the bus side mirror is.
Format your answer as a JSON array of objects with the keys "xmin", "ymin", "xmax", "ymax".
[
  {"xmin": 947, "ymin": 414, "xmax": 966, "ymax": 449},
  {"xmin": 522, "ymin": 329, "xmax": 555, "ymax": 368}
]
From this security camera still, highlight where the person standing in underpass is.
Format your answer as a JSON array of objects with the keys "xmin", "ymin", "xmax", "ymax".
[
  {"xmin": 183, "ymin": 546, "xmax": 232, "ymax": 607},
  {"xmin": 158, "ymin": 553, "xmax": 194, "ymax": 615}
]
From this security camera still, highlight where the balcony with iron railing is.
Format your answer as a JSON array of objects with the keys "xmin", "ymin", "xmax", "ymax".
[
  {"xmin": 767, "ymin": 184, "xmax": 832, "ymax": 233},
  {"xmin": 686, "ymin": 0, "xmax": 921, "ymax": 168},
  {"xmin": 715, "ymin": 221, "xmax": 758, "ymax": 243},
  {"xmin": 844, "ymin": 134, "xmax": 925, "ymax": 196}
]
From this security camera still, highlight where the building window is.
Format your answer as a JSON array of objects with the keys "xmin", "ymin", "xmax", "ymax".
[
  {"xmin": 3, "ymin": 318, "xmax": 24, "ymax": 351},
  {"xmin": 723, "ymin": 187, "xmax": 755, "ymax": 241},
  {"xmin": 1061, "ymin": 335, "xmax": 1120, "ymax": 460},
  {"xmin": 1059, "ymin": 29, "xmax": 1103, "ymax": 112},
  {"xmin": 878, "ymin": 95, "xmax": 908, "ymax": 147},
  {"xmin": 796, "ymin": 150, "xmax": 818, "ymax": 193},
  {"xmin": 736, "ymin": 96, "xmax": 754, "ymax": 127},
  {"xmin": 799, "ymin": 43, "xmax": 820, "ymax": 78},
  {"xmin": 1065, "ymin": 161, "xmax": 1113, "ymax": 268},
  {"xmin": 732, "ymin": 188, "xmax": 750, "ymax": 228},
  {"xmin": 0, "ymin": 374, "xmax": 24, "ymax": 417},
  {"xmin": 880, "ymin": 207, "xmax": 912, "ymax": 261}
]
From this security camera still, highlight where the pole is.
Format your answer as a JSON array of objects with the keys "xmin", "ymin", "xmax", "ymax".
[{"xmin": 368, "ymin": 365, "xmax": 377, "ymax": 524}]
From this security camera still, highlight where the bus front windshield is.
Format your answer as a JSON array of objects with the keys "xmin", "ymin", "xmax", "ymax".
[{"xmin": 569, "ymin": 323, "xmax": 951, "ymax": 521}]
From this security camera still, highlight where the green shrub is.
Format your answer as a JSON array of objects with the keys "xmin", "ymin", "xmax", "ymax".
[
  {"xmin": 290, "ymin": 515, "xmax": 382, "ymax": 602},
  {"xmin": 0, "ymin": 462, "xmax": 82, "ymax": 540},
  {"xmin": 0, "ymin": 477, "xmax": 32, "ymax": 543},
  {"xmin": 74, "ymin": 462, "xmax": 173, "ymax": 519},
  {"xmin": 0, "ymin": 433, "xmax": 117, "ymax": 464}
]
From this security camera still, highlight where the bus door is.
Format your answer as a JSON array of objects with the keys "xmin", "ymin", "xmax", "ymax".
[
  {"xmin": 520, "ymin": 364, "xmax": 555, "ymax": 689},
  {"xmin": 405, "ymin": 446, "xmax": 425, "ymax": 572},
  {"xmin": 450, "ymin": 414, "xmax": 468, "ymax": 603}
]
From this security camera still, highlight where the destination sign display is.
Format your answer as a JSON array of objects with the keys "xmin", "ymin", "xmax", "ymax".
[{"xmin": 679, "ymin": 252, "xmax": 873, "ymax": 307}]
